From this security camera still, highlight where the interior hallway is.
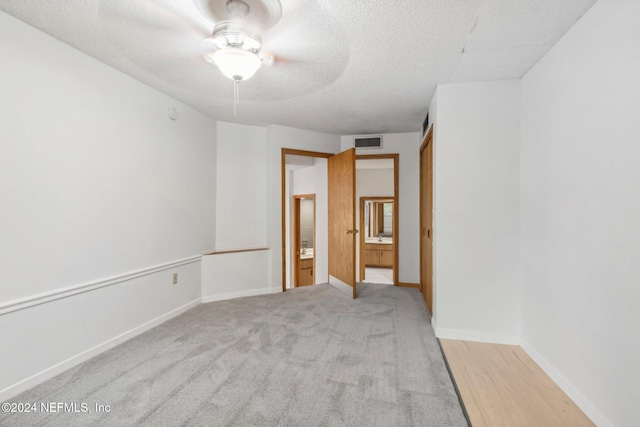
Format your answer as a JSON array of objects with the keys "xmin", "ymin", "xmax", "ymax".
[{"xmin": 363, "ymin": 267, "xmax": 394, "ymax": 285}]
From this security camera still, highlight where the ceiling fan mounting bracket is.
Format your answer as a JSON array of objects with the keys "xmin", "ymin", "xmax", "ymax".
[
  {"xmin": 226, "ymin": 0, "xmax": 250, "ymax": 19},
  {"xmin": 193, "ymin": 0, "xmax": 282, "ymax": 30}
]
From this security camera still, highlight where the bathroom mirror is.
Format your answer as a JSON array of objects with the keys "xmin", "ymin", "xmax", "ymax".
[
  {"xmin": 299, "ymin": 198, "xmax": 314, "ymax": 252},
  {"xmin": 363, "ymin": 200, "xmax": 393, "ymax": 238}
]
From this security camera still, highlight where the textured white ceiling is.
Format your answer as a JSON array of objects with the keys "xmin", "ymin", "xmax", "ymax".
[{"xmin": 0, "ymin": 0, "xmax": 597, "ymax": 135}]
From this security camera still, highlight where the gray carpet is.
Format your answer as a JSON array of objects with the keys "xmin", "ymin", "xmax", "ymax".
[{"xmin": 0, "ymin": 283, "xmax": 466, "ymax": 427}]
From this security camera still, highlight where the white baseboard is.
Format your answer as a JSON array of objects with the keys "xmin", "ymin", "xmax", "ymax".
[
  {"xmin": 435, "ymin": 327, "xmax": 519, "ymax": 345},
  {"xmin": 201, "ymin": 287, "xmax": 280, "ymax": 303},
  {"xmin": 519, "ymin": 339, "xmax": 612, "ymax": 427},
  {"xmin": 329, "ymin": 276, "xmax": 354, "ymax": 298},
  {"xmin": 0, "ymin": 298, "xmax": 201, "ymax": 403}
]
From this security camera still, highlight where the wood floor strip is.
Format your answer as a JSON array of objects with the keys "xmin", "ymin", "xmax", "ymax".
[
  {"xmin": 440, "ymin": 339, "xmax": 595, "ymax": 427},
  {"xmin": 437, "ymin": 339, "xmax": 473, "ymax": 427}
]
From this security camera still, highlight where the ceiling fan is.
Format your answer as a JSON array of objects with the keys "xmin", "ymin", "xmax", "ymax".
[
  {"xmin": 194, "ymin": 0, "xmax": 282, "ymax": 114},
  {"xmin": 97, "ymin": 0, "xmax": 348, "ymax": 114}
]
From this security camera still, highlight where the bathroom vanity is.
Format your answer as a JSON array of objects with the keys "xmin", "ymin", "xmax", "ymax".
[
  {"xmin": 364, "ymin": 239, "xmax": 394, "ymax": 268},
  {"xmin": 298, "ymin": 249, "xmax": 314, "ymax": 287}
]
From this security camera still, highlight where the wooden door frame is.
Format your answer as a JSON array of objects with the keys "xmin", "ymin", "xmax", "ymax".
[
  {"xmin": 359, "ymin": 197, "xmax": 395, "ymax": 283},
  {"xmin": 281, "ymin": 148, "xmax": 333, "ymax": 292},
  {"xmin": 419, "ymin": 126, "xmax": 434, "ymax": 312},
  {"xmin": 292, "ymin": 194, "xmax": 316, "ymax": 288},
  {"xmin": 356, "ymin": 154, "xmax": 399, "ymax": 285}
]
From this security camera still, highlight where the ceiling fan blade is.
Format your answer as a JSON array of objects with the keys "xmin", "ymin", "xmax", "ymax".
[
  {"xmin": 96, "ymin": 0, "xmax": 217, "ymax": 72},
  {"xmin": 98, "ymin": 0, "xmax": 211, "ymax": 39},
  {"xmin": 247, "ymin": 1, "xmax": 350, "ymax": 100}
]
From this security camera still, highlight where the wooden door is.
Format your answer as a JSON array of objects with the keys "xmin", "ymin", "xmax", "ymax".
[
  {"xmin": 292, "ymin": 197, "xmax": 301, "ymax": 287},
  {"xmin": 420, "ymin": 127, "xmax": 434, "ymax": 314},
  {"xmin": 328, "ymin": 148, "xmax": 357, "ymax": 298}
]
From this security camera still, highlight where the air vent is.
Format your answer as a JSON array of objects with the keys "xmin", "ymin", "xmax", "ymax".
[
  {"xmin": 354, "ymin": 135, "xmax": 383, "ymax": 149},
  {"xmin": 422, "ymin": 112, "xmax": 429, "ymax": 136}
]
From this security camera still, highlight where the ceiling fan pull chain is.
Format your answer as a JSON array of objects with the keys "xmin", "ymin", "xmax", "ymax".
[{"xmin": 233, "ymin": 78, "xmax": 239, "ymax": 116}]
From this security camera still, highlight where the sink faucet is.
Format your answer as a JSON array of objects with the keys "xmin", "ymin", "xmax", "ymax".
[{"xmin": 378, "ymin": 234, "xmax": 383, "ymax": 242}]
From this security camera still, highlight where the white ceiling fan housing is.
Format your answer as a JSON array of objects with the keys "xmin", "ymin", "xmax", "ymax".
[{"xmin": 194, "ymin": 0, "xmax": 282, "ymax": 83}]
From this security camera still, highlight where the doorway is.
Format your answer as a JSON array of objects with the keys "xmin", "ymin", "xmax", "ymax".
[
  {"xmin": 283, "ymin": 149, "xmax": 401, "ymax": 297},
  {"xmin": 292, "ymin": 195, "xmax": 316, "ymax": 287},
  {"xmin": 281, "ymin": 148, "xmax": 358, "ymax": 298},
  {"xmin": 359, "ymin": 197, "xmax": 395, "ymax": 284},
  {"xmin": 355, "ymin": 154, "xmax": 399, "ymax": 286},
  {"xmin": 281, "ymin": 149, "xmax": 332, "ymax": 291},
  {"xmin": 420, "ymin": 126, "xmax": 434, "ymax": 314}
]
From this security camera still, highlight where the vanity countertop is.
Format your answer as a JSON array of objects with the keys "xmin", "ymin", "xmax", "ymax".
[
  {"xmin": 300, "ymin": 249, "xmax": 314, "ymax": 259},
  {"xmin": 365, "ymin": 238, "xmax": 393, "ymax": 245}
]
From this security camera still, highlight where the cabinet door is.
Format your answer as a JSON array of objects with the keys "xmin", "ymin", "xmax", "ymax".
[
  {"xmin": 379, "ymin": 250, "xmax": 394, "ymax": 267},
  {"xmin": 300, "ymin": 268, "xmax": 314, "ymax": 286},
  {"xmin": 300, "ymin": 258, "xmax": 313, "ymax": 269},
  {"xmin": 365, "ymin": 249, "xmax": 377, "ymax": 266}
]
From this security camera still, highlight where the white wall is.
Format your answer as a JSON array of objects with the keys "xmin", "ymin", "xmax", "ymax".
[
  {"xmin": 201, "ymin": 250, "xmax": 274, "ymax": 301},
  {"xmin": 520, "ymin": 1, "xmax": 640, "ymax": 425},
  {"xmin": 0, "ymin": 11, "xmax": 215, "ymax": 399},
  {"xmin": 215, "ymin": 121, "xmax": 267, "ymax": 250},
  {"xmin": 266, "ymin": 125, "xmax": 341, "ymax": 290},
  {"xmin": 0, "ymin": 260, "xmax": 201, "ymax": 402},
  {"xmin": 430, "ymin": 81, "xmax": 521, "ymax": 343},
  {"xmin": 201, "ymin": 121, "xmax": 273, "ymax": 299},
  {"xmin": 284, "ymin": 167, "xmax": 294, "ymax": 288},
  {"xmin": 341, "ymin": 133, "xmax": 421, "ymax": 284},
  {"xmin": 357, "ymin": 168, "xmax": 395, "ymax": 197}
]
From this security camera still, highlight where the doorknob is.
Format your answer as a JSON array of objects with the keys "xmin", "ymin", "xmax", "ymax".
[{"xmin": 346, "ymin": 229, "xmax": 359, "ymax": 234}]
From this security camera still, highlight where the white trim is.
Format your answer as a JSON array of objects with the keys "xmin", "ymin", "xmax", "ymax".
[
  {"xmin": 520, "ymin": 339, "xmax": 612, "ymax": 427},
  {"xmin": 328, "ymin": 276, "xmax": 354, "ymax": 297},
  {"xmin": 0, "ymin": 256, "xmax": 202, "ymax": 316},
  {"xmin": 435, "ymin": 327, "xmax": 519, "ymax": 345},
  {"xmin": 0, "ymin": 298, "xmax": 201, "ymax": 403},
  {"xmin": 202, "ymin": 287, "xmax": 280, "ymax": 303}
]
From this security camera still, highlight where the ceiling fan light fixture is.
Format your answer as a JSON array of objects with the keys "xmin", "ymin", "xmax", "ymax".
[
  {"xmin": 212, "ymin": 47, "xmax": 262, "ymax": 81},
  {"xmin": 195, "ymin": 0, "xmax": 281, "ymax": 116},
  {"xmin": 259, "ymin": 52, "xmax": 274, "ymax": 67}
]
